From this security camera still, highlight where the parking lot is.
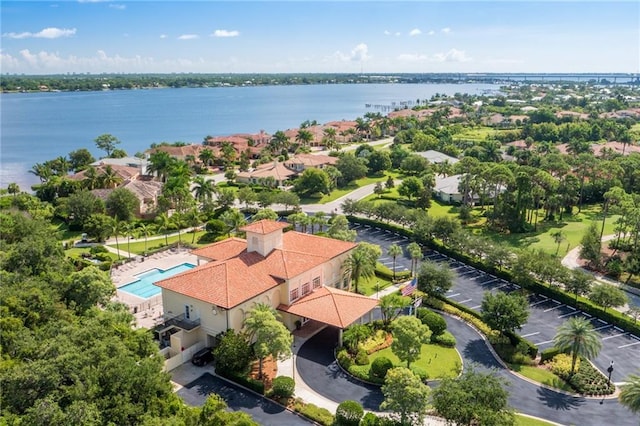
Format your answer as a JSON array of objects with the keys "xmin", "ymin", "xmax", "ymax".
[
  {"xmin": 348, "ymin": 223, "xmax": 640, "ymax": 384},
  {"xmin": 424, "ymin": 249, "xmax": 640, "ymax": 384},
  {"xmin": 178, "ymin": 372, "xmax": 310, "ymax": 425}
]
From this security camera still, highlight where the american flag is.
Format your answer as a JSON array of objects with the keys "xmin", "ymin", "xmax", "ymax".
[{"xmin": 401, "ymin": 277, "xmax": 417, "ymax": 296}]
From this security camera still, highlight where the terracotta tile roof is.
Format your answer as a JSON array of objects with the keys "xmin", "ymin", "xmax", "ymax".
[
  {"xmin": 158, "ymin": 224, "xmax": 357, "ymax": 308},
  {"xmin": 236, "ymin": 161, "xmax": 297, "ymax": 181},
  {"xmin": 147, "ymin": 144, "xmax": 205, "ymax": 158},
  {"xmin": 277, "ymin": 286, "xmax": 379, "ymax": 329},
  {"xmin": 284, "ymin": 153, "xmax": 338, "ymax": 168},
  {"xmin": 156, "ymin": 252, "xmax": 284, "ymax": 309},
  {"xmin": 191, "ymin": 237, "xmax": 248, "ymax": 261},
  {"xmin": 69, "ymin": 164, "xmax": 140, "ymax": 181},
  {"xmin": 240, "ymin": 219, "xmax": 289, "ymax": 235}
]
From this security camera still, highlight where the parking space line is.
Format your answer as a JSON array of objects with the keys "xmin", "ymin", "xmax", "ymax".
[
  {"xmin": 614, "ymin": 326, "xmax": 624, "ymax": 332},
  {"xmin": 529, "ymin": 298, "xmax": 549, "ymax": 307},
  {"xmin": 521, "ymin": 332, "xmax": 540, "ymax": 338},
  {"xmin": 544, "ymin": 304, "xmax": 564, "ymax": 312},
  {"xmin": 595, "ymin": 324, "xmax": 612, "ymax": 331},
  {"xmin": 618, "ymin": 341, "xmax": 640, "ymax": 349},
  {"xmin": 558, "ymin": 311, "xmax": 581, "ymax": 318},
  {"xmin": 513, "ymin": 284, "xmax": 520, "ymax": 289},
  {"xmin": 448, "ymin": 293, "xmax": 461, "ymax": 298},
  {"xmin": 471, "ymin": 305, "xmax": 481, "ymax": 310},
  {"xmin": 602, "ymin": 333, "xmax": 628, "ymax": 341},
  {"xmin": 537, "ymin": 339, "xmax": 554, "ymax": 345},
  {"xmin": 582, "ymin": 313, "xmax": 592, "ymax": 318},
  {"xmin": 459, "ymin": 298, "xmax": 472, "ymax": 303},
  {"xmin": 598, "ymin": 318, "xmax": 607, "ymax": 323}
]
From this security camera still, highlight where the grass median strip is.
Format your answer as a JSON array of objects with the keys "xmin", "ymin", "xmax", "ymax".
[{"xmin": 508, "ymin": 363, "xmax": 573, "ymax": 393}]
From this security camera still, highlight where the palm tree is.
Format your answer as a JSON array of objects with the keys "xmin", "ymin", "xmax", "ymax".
[
  {"xmin": 171, "ymin": 213, "xmax": 184, "ymax": 249},
  {"xmin": 155, "ymin": 212, "xmax": 173, "ymax": 247},
  {"xmin": 147, "ymin": 151, "xmax": 175, "ymax": 182},
  {"xmin": 123, "ymin": 222, "xmax": 137, "ymax": 259},
  {"xmin": 192, "ymin": 176, "xmax": 216, "ymax": 204},
  {"xmin": 220, "ymin": 209, "xmax": 246, "ymax": 236},
  {"xmin": 310, "ymin": 212, "xmax": 327, "ymax": 233},
  {"xmin": 296, "ymin": 129, "xmax": 313, "ymax": 147},
  {"xmin": 110, "ymin": 219, "xmax": 123, "ymax": 260},
  {"xmin": 100, "ymin": 165, "xmax": 123, "ymax": 189},
  {"xmin": 553, "ymin": 317, "xmax": 602, "ymax": 376},
  {"xmin": 551, "ymin": 230, "xmax": 566, "ymax": 257},
  {"xmin": 406, "ymin": 242, "xmax": 422, "ymax": 277},
  {"xmin": 619, "ymin": 373, "xmax": 640, "ymax": 414},
  {"xmin": 243, "ymin": 303, "xmax": 280, "ymax": 378},
  {"xmin": 137, "ymin": 223, "xmax": 153, "ymax": 254},
  {"xmin": 270, "ymin": 130, "xmax": 290, "ymax": 154},
  {"xmin": 30, "ymin": 162, "xmax": 53, "ymax": 183},
  {"xmin": 184, "ymin": 208, "xmax": 202, "ymax": 244},
  {"xmin": 82, "ymin": 166, "xmax": 101, "ymax": 190},
  {"xmin": 198, "ymin": 148, "xmax": 215, "ymax": 167},
  {"xmin": 387, "ymin": 244, "xmax": 403, "ymax": 282},
  {"xmin": 344, "ymin": 248, "xmax": 376, "ymax": 294},
  {"xmin": 7, "ymin": 182, "xmax": 20, "ymax": 197}
]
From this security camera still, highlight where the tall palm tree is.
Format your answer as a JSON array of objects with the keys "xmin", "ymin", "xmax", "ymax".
[
  {"xmin": 406, "ymin": 242, "xmax": 422, "ymax": 277},
  {"xmin": 184, "ymin": 208, "xmax": 202, "ymax": 244},
  {"xmin": 171, "ymin": 212, "xmax": 184, "ymax": 249},
  {"xmin": 619, "ymin": 373, "xmax": 640, "ymax": 414},
  {"xmin": 123, "ymin": 222, "xmax": 137, "ymax": 259},
  {"xmin": 155, "ymin": 212, "xmax": 173, "ymax": 247},
  {"xmin": 270, "ymin": 130, "xmax": 290, "ymax": 154},
  {"xmin": 296, "ymin": 129, "xmax": 313, "ymax": 147},
  {"xmin": 82, "ymin": 166, "xmax": 101, "ymax": 190},
  {"xmin": 345, "ymin": 248, "xmax": 376, "ymax": 294},
  {"xmin": 192, "ymin": 176, "xmax": 216, "ymax": 204},
  {"xmin": 30, "ymin": 162, "xmax": 53, "ymax": 183},
  {"xmin": 387, "ymin": 244, "xmax": 403, "ymax": 282},
  {"xmin": 137, "ymin": 223, "xmax": 153, "ymax": 254},
  {"xmin": 147, "ymin": 151, "xmax": 175, "ymax": 182},
  {"xmin": 110, "ymin": 219, "xmax": 123, "ymax": 260},
  {"xmin": 553, "ymin": 317, "xmax": 602, "ymax": 376}
]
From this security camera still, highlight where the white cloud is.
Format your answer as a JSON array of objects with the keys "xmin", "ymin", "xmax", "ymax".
[
  {"xmin": 159, "ymin": 34, "xmax": 168, "ymax": 39},
  {"xmin": 212, "ymin": 29, "xmax": 240, "ymax": 38},
  {"xmin": 384, "ymin": 30, "xmax": 401, "ymax": 36},
  {"xmin": 384, "ymin": 30, "xmax": 391, "ymax": 36},
  {"xmin": 333, "ymin": 43, "xmax": 371, "ymax": 63},
  {"xmin": 178, "ymin": 34, "xmax": 199, "ymax": 40},
  {"xmin": 409, "ymin": 28, "xmax": 422, "ymax": 36},
  {"xmin": 441, "ymin": 27, "xmax": 451, "ymax": 34},
  {"xmin": 109, "ymin": 4, "xmax": 126, "ymax": 10},
  {"xmin": 395, "ymin": 32, "xmax": 401, "ymax": 36},
  {"xmin": 428, "ymin": 30, "xmax": 435, "ymax": 36},
  {"xmin": 3, "ymin": 27, "xmax": 76, "ymax": 39},
  {"xmin": 432, "ymin": 48, "xmax": 471, "ymax": 62}
]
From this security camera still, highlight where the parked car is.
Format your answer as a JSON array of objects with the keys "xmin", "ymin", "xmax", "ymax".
[{"xmin": 191, "ymin": 347, "xmax": 214, "ymax": 366}]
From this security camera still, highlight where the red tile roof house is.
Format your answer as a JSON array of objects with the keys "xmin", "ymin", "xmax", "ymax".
[
  {"xmin": 283, "ymin": 153, "xmax": 338, "ymax": 172},
  {"xmin": 154, "ymin": 220, "xmax": 378, "ymax": 370},
  {"xmin": 235, "ymin": 161, "xmax": 298, "ymax": 187},
  {"xmin": 204, "ymin": 132, "xmax": 270, "ymax": 159}
]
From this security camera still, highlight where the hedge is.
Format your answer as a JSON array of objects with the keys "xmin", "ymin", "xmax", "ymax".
[
  {"xmin": 375, "ymin": 262, "xmax": 411, "ymax": 282},
  {"xmin": 540, "ymin": 347, "xmax": 563, "ymax": 363},
  {"xmin": 215, "ymin": 369, "xmax": 265, "ymax": 395},
  {"xmin": 291, "ymin": 400, "xmax": 334, "ymax": 426}
]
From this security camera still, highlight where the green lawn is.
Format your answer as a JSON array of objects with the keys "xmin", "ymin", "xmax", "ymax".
[
  {"xmin": 508, "ymin": 364, "xmax": 573, "ymax": 393},
  {"xmin": 354, "ymin": 344, "xmax": 462, "ymax": 380},
  {"xmin": 109, "ymin": 230, "xmax": 209, "ymax": 254},
  {"xmin": 452, "ymin": 126, "xmax": 500, "ymax": 142},
  {"xmin": 515, "ymin": 414, "xmax": 558, "ymax": 426},
  {"xmin": 356, "ymin": 274, "xmax": 394, "ymax": 297},
  {"xmin": 300, "ymin": 172, "xmax": 400, "ymax": 205},
  {"xmin": 470, "ymin": 204, "xmax": 619, "ymax": 255}
]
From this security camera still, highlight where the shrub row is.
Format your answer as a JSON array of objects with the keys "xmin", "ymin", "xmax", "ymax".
[
  {"xmin": 540, "ymin": 347, "xmax": 563, "ymax": 363},
  {"xmin": 416, "ymin": 308, "xmax": 447, "ymax": 336},
  {"xmin": 291, "ymin": 399, "xmax": 334, "ymax": 426},
  {"xmin": 548, "ymin": 355, "xmax": 615, "ymax": 396},
  {"xmin": 375, "ymin": 262, "xmax": 411, "ymax": 282},
  {"xmin": 504, "ymin": 330, "xmax": 538, "ymax": 359},
  {"xmin": 215, "ymin": 369, "xmax": 265, "ymax": 395},
  {"xmin": 432, "ymin": 330, "xmax": 456, "ymax": 347}
]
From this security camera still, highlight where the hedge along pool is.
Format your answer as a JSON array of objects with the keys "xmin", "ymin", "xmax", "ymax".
[{"xmin": 118, "ymin": 263, "xmax": 195, "ymax": 299}]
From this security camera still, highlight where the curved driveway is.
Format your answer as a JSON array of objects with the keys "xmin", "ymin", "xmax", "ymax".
[{"xmin": 296, "ymin": 315, "xmax": 638, "ymax": 425}]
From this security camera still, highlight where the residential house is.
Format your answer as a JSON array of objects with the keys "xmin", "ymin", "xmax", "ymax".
[
  {"xmin": 415, "ymin": 150, "xmax": 460, "ymax": 165},
  {"xmin": 235, "ymin": 161, "xmax": 297, "ymax": 187},
  {"xmin": 154, "ymin": 220, "xmax": 378, "ymax": 369},
  {"xmin": 204, "ymin": 132, "xmax": 270, "ymax": 158},
  {"xmin": 283, "ymin": 153, "xmax": 338, "ymax": 172}
]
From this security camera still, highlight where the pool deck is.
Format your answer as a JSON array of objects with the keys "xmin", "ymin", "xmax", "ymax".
[{"xmin": 110, "ymin": 248, "xmax": 199, "ymax": 329}]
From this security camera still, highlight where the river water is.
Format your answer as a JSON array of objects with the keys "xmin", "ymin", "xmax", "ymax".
[{"xmin": 1, "ymin": 83, "xmax": 498, "ymax": 189}]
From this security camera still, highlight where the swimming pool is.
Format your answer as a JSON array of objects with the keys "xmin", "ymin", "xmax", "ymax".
[{"xmin": 118, "ymin": 263, "xmax": 195, "ymax": 299}]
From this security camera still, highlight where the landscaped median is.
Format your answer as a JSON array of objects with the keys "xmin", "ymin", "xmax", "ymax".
[{"xmin": 335, "ymin": 308, "xmax": 462, "ymax": 386}]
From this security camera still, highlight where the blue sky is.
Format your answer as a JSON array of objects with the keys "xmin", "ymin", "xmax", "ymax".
[{"xmin": 1, "ymin": 1, "xmax": 638, "ymax": 74}]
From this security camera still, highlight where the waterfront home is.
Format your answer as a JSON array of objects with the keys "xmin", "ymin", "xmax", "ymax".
[
  {"xmin": 235, "ymin": 161, "xmax": 297, "ymax": 187},
  {"xmin": 154, "ymin": 220, "xmax": 378, "ymax": 370},
  {"xmin": 283, "ymin": 153, "xmax": 338, "ymax": 172}
]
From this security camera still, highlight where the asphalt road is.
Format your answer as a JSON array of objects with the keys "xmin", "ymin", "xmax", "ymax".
[
  {"xmin": 296, "ymin": 315, "xmax": 639, "ymax": 426},
  {"xmin": 181, "ymin": 373, "xmax": 311, "ymax": 425}
]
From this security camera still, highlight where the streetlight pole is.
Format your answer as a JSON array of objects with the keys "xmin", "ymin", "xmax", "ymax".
[{"xmin": 607, "ymin": 361, "xmax": 614, "ymax": 386}]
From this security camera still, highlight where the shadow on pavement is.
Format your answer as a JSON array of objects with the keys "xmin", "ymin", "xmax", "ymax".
[{"xmin": 536, "ymin": 386, "xmax": 585, "ymax": 411}]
